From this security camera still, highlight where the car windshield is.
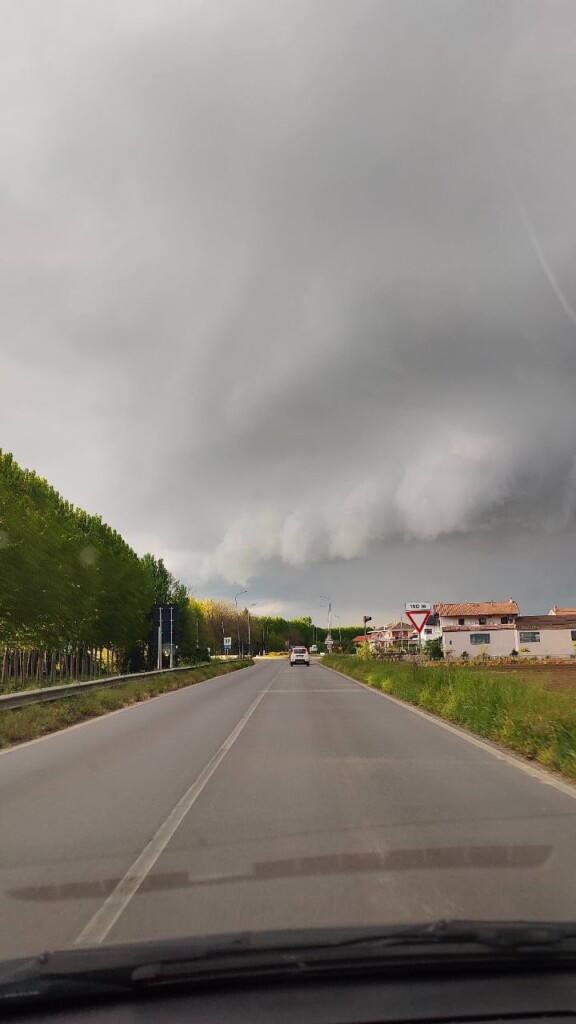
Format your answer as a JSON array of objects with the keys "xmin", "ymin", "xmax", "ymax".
[{"xmin": 2, "ymin": 0, "xmax": 576, "ymax": 972}]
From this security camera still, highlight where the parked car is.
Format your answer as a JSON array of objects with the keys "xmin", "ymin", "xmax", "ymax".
[{"xmin": 290, "ymin": 646, "xmax": 310, "ymax": 666}]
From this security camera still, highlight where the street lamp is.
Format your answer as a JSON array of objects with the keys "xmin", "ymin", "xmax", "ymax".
[
  {"xmin": 247, "ymin": 603, "xmax": 256, "ymax": 656},
  {"xmin": 319, "ymin": 595, "xmax": 332, "ymax": 633},
  {"xmin": 235, "ymin": 590, "xmax": 248, "ymax": 658}
]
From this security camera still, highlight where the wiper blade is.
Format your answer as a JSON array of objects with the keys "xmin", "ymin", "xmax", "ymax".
[
  {"xmin": 3, "ymin": 922, "xmax": 576, "ymax": 1009},
  {"xmin": 131, "ymin": 921, "xmax": 576, "ymax": 985},
  {"xmin": 0, "ymin": 961, "xmax": 134, "ymax": 1010},
  {"xmin": 323, "ymin": 920, "xmax": 576, "ymax": 954}
]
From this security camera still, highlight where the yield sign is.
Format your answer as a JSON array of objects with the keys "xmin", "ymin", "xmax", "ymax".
[{"xmin": 405, "ymin": 609, "xmax": 431, "ymax": 634}]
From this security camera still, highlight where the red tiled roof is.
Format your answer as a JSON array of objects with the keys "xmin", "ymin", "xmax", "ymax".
[
  {"xmin": 550, "ymin": 607, "xmax": 576, "ymax": 616},
  {"xmin": 435, "ymin": 601, "xmax": 519, "ymax": 616}
]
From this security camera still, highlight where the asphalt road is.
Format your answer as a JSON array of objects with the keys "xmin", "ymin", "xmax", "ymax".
[{"xmin": 2, "ymin": 657, "xmax": 576, "ymax": 961}]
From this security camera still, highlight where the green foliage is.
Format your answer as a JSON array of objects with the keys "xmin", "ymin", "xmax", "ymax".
[
  {"xmin": 357, "ymin": 641, "xmax": 375, "ymax": 661},
  {"xmin": 324, "ymin": 656, "xmax": 576, "ymax": 780},
  {"xmin": 256, "ymin": 615, "xmax": 363, "ymax": 653},
  {"xmin": 425, "ymin": 637, "xmax": 443, "ymax": 660},
  {"xmin": 0, "ymin": 451, "xmax": 193, "ymax": 663}
]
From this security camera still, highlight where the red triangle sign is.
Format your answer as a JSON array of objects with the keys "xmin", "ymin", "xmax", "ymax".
[{"xmin": 405, "ymin": 609, "xmax": 431, "ymax": 634}]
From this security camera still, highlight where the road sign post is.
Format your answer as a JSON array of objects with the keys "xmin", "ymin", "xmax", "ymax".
[
  {"xmin": 405, "ymin": 603, "xmax": 432, "ymax": 656},
  {"xmin": 223, "ymin": 636, "xmax": 232, "ymax": 655}
]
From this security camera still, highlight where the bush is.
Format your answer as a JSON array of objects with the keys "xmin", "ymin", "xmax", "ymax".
[
  {"xmin": 425, "ymin": 638, "xmax": 443, "ymax": 661},
  {"xmin": 357, "ymin": 641, "xmax": 375, "ymax": 661}
]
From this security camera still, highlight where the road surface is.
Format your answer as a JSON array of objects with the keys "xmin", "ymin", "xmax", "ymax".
[{"xmin": 2, "ymin": 657, "xmax": 576, "ymax": 960}]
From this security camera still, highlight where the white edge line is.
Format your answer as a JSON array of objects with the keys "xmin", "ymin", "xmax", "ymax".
[
  {"xmin": 0, "ymin": 662, "xmax": 262, "ymax": 758},
  {"xmin": 321, "ymin": 663, "xmax": 576, "ymax": 800},
  {"xmin": 74, "ymin": 671, "xmax": 277, "ymax": 947}
]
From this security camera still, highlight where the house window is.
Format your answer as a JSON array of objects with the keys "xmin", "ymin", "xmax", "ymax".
[
  {"xmin": 572, "ymin": 631, "xmax": 576, "ymax": 642},
  {"xmin": 424, "ymin": 628, "xmax": 432, "ymax": 635},
  {"xmin": 479, "ymin": 617, "xmax": 487, "ymax": 625},
  {"xmin": 501, "ymin": 617, "xmax": 510, "ymax": 624},
  {"xmin": 470, "ymin": 633, "xmax": 490, "ymax": 645},
  {"xmin": 458, "ymin": 618, "xmax": 465, "ymax": 626},
  {"xmin": 519, "ymin": 631, "xmax": 540, "ymax": 643}
]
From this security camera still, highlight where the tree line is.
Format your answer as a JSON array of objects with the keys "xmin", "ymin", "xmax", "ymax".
[
  {"xmin": 0, "ymin": 450, "xmax": 192, "ymax": 683},
  {"xmin": 0, "ymin": 451, "xmax": 361, "ymax": 686}
]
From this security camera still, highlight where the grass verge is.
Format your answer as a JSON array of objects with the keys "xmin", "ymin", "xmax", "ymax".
[
  {"xmin": 0, "ymin": 660, "xmax": 254, "ymax": 750},
  {"xmin": 324, "ymin": 656, "xmax": 576, "ymax": 781}
]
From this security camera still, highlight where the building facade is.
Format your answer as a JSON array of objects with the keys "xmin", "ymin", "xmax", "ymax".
[
  {"xmin": 515, "ymin": 615, "xmax": 576, "ymax": 658},
  {"xmin": 436, "ymin": 601, "xmax": 519, "ymax": 658}
]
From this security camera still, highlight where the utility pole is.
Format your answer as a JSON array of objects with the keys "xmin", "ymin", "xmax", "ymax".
[
  {"xmin": 235, "ymin": 590, "xmax": 248, "ymax": 659},
  {"xmin": 247, "ymin": 604, "xmax": 256, "ymax": 657},
  {"xmin": 157, "ymin": 606, "xmax": 163, "ymax": 671},
  {"xmin": 169, "ymin": 604, "xmax": 174, "ymax": 669},
  {"xmin": 320, "ymin": 595, "xmax": 332, "ymax": 632}
]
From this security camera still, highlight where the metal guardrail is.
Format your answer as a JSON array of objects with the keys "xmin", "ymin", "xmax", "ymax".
[{"xmin": 0, "ymin": 663, "xmax": 212, "ymax": 711}]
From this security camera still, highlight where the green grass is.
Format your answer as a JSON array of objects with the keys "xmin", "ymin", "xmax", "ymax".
[
  {"xmin": 0, "ymin": 660, "xmax": 254, "ymax": 749},
  {"xmin": 324, "ymin": 656, "xmax": 576, "ymax": 780}
]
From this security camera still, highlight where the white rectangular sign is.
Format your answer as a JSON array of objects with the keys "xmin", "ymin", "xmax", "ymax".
[
  {"xmin": 223, "ymin": 637, "xmax": 232, "ymax": 647},
  {"xmin": 405, "ymin": 602, "xmax": 431, "ymax": 611}
]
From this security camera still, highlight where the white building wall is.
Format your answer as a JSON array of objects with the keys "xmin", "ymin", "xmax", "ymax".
[
  {"xmin": 515, "ymin": 628, "xmax": 576, "ymax": 658},
  {"xmin": 438, "ymin": 616, "xmax": 515, "ymax": 630},
  {"xmin": 442, "ymin": 630, "xmax": 516, "ymax": 658}
]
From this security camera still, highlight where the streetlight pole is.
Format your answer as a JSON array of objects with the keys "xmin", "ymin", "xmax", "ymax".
[
  {"xmin": 247, "ymin": 603, "xmax": 256, "ymax": 657},
  {"xmin": 157, "ymin": 606, "xmax": 163, "ymax": 671},
  {"xmin": 235, "ymin": 590, "xmax": 248, "ymax": 658},
  {"xmin": 319, "ymin": 595, "xmax": 332, "ymax": 632}
]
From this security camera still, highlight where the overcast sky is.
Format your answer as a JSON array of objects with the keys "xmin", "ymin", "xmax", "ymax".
[{"xmin": 2, "ymin": 0, "xmax": 576, "ymax": 623}]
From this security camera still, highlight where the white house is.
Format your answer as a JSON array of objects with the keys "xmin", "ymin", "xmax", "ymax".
[
  {"xmin": 420, "ymin": 613, "xmax": 441, "ymax": 645},
  {"xmin": 515, "ymin": 615, "xmax": 576, "ymax": 658},
  {"xmin": 436, "ymin": 601, "xmax": 519, "ymax": 658}
]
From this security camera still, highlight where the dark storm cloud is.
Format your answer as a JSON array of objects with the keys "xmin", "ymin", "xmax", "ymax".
[{"xmin": 2, "ymin": 0, "xmax": 576, "ymax": 617}]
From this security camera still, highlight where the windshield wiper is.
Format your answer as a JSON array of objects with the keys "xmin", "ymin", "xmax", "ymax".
[
  {"xmin": 2, "ymin": 922, "xmax": 576, "ymax": 1009},
  {"xmin": 323, "ymin": 920, "xmax": 576, "ymax": 954}
]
